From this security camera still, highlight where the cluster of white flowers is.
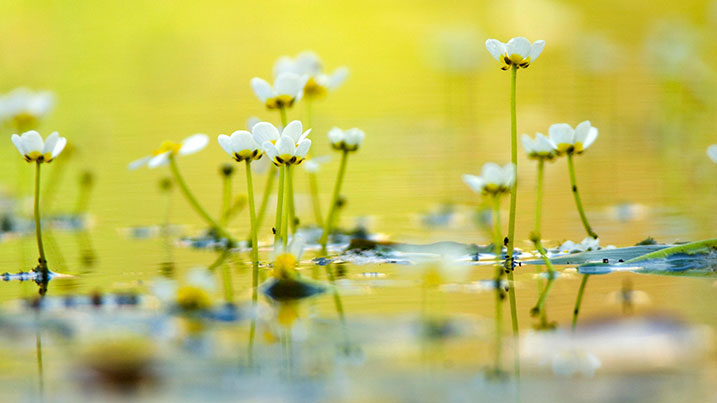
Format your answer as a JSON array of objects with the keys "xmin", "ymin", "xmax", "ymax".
[{"xmin": 521, "ymin": 121, "xmax": 599, "ymax": 160}]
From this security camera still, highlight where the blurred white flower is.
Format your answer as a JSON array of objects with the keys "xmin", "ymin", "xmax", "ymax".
[
  {"xmin": 552, "ymin": 348, "xmax": 602, "ymax": 377},
  {"xmin": 218, "ymin": 131, "xmax": 262, "ymax": 162},
  {"xmin": 485, "ymin": 37, "xmax": 545, "ymax": 70},
  {"xmin": 707, "ymin": 144, "xmax": 717, "ymax": 163},
  {"xmin": 259, "ymin": 121, "xmax": 311, "ymax": 165},
  {"xmin": 0, "ymin": 88, "xmax": 54, "ymax": 128},
  {"xmin": 521, "ymin": 132, "xmax": 557, "ymax": 160},
  {"xmin": 11, "ymin": 130, "xmax": 67, "ymax": 163},
  {"xmin": 128, "ymin": 134, "xmax": 208, "ymax": 170},
  {"xmin": 251, "ymin": 72, "xmax": 307, "ymax": 110},
  {"xmin": 558, "ymin": 237, "xmax": 600, "ymax": 253},
  {"xmin": 273, "ymin": 51, "xmax": 348, "ymax": 100},
  {"xmin": 328, "ymin": 127, "xmax": 365, "ymax": 152},
  {"xmin": 462, "ymin": 162, "xmax": 515, "ymax": 195},
  {"xmin": 302, "ymin": 155, "xmax": 331, "ymax": 173},
  {"xmin": 549, "ymin": 121, "xmax": 598, "ymax": 156},
  {"xmin": 247, "ymin": 116, "xmax": 261, "ymax": 131}
]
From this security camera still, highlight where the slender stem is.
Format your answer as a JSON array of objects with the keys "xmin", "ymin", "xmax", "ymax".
[
  {"xmin": 491, "ymin": 196, "xmax": 503, "ymax": 374},
  {"xmin": 308, "ymin": 171, "xmax": 323, "ymax": 227},
  {"xmin": 320, "ymin": 150, "xmax": 349, "ymax": 255},
  {"xmin": 168, "ymin": 155, "xmax": 236, "ymax": 243},
  {"xmin": 282, "ymin": 165, "xmax": 292, "ymax": 250},
  {"xmin": 287, "ymin": 164, "xmax": 296, "ymax": 234},
  {"xmin": 567, "ymin": 154, "xmax": 598, "ymax": 239},
  {"xmin": 220, "ymin": 260, "xmax": 234, "ymax": 304},
  {"xmin": 254, "ymin": 165, "xmax": 277, "ymax": 235},
  {"xmin": 572, "ymin": 273, "xmax": 590, "ymax": 331},
  {"xmin": 245, "ymin": 161, "xmax": 260, "ymax": 298},
  {"xmin": 34, "ymin": 161, "xmax": 47, "ymax": 272},
  {"xmin": 36, "ymin": 327, "xmax": 44, "ymax": 396},
  {"xmin": 221, "ymin": 171, "xmax": 232, "ymax": 226},
  {"xmin": 530, "ymin": 158, "xmax": 557, "ymax": 326},
  {"xmin": 279, "ymin": 107, "xmax": 288, "ymax": 127},
  {"xmin": 274, "ymin": 164, "xmax": 285, "ymax": 247},
  {"xmin": 534, "ymin": 159, "xmax": 544, "ymax": 237},
  {"xmin": 505, "ymin": 64, "xmax": 520, "ymax": 380}
]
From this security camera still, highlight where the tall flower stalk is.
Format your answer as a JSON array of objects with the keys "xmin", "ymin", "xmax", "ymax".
[
  {"xmin": 549, "ymin": 121, "xmax": 600, "ymax": 330},
  {"xmin": 521, "ymin": 133, "xmax": 558, "ymax": 327},
  {"xmin": 319, "ymin": 127, "xmax": 365, "ymax": 255},
  {"xmin": 11, "ymin": 131, "xmax": 67, "ymax": 287}
]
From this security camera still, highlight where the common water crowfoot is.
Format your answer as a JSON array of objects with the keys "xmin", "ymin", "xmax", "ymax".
[
  {"xmin": 319, "ymin": 127, "xmax": 365, "ymax": 255},
  {"xmin": 11, "ymin": 130, "xmax": 67, "ymax": 289},
  {"xmin": 549, "ymin": 121, "xmax": 600, "ymax": 330}
]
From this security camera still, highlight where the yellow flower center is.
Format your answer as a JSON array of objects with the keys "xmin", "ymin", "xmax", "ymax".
[
  {"xmin": 25, "ymin": 151, "xmax": 55, "ymax": 163},
  {"xmin": 265, "ymin": 94, "xmax": 295, "ymax": 110},
  {"xmin": 153, "ymin": 141, "xmax": 182, "ymax": 156},
  {"xmin": 176, "ymin": 285, "xmax": 212, "ymax": 311},
  {"xmin": 273, "ymin": 253, "xmax": 298, "ymax": 279},
  {"xmin": 303, "ymin": 77, "xmax": 327, "ymax": 99}
]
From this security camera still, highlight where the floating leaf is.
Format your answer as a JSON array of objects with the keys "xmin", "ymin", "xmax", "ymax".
[{"xmin": 523, "ymin": 245, "xmax": 668, "ymax": 266}]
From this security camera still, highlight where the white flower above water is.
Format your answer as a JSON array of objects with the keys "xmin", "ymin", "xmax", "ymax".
[
  {"xmin": 11, "ymin": 130, "xmax": 67, "ymax": 163},
  {"xmin": 0, "ymin": 88, "xmax": 54, "ymax": 128},
  {"xmin": 328, "ymin": 127, "xmax": 365, "ymax": 152},
  {"xmin": 273, "ymin": 51, "xmax": 349, "ymax": 100},
  {"xmin": 485, "ymin": 37, "xmax": 545, "ymax": 70},
  {"xmin": 557, "ymin": 237, "xmax": 601, "ymax": 253},
  {"xmin": 707, "ymin": 144, "xmax": 717, "ymax": 163},
  {"xmin": 462, "ymin": 162, "xmax": 515, "ymax": 196},
  {"xmin": 218, "ymin": 131, "xmax": 262, "ymax": 162},
  {"xmin": 128, "ymin": 134, "xmax": 209, "ymax": 170},
  {"xmin": 302, "ymin": 155, "xmax": 331, "ymax": 173},
  {"xmin": 549, "ymin": 121, "xmax": 598, "ymax": 156},
  {"xmin": 251, "ymin": 72, "xmax": 308, "ymax": 110},
  {"xmin": 552, "ymin": 348, "xmax": 602, "ymax": 378},
  {"xmin": 521, "ymin": 132, "xmax": 557, "ymax": 160},
  {"xmin": 257, "ymin": 120, "xmax": 312, "ymax": 165}
]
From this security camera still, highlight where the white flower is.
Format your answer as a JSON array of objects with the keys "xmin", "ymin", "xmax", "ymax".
[
  {"xmin": 0, "ymin": 88, "xmax": 54, "ymax": 128},
  {"xmin": 462, "ymin": 162, "xmax": 515, "ymax": 195},
  {"xmin": 328, "ymin": 127, "xmax": 364, "ymax": 152},
  {"xmin": 273, "ymin": 51, "xmax": 349, "ymax": 100},
  {"xmin": 558, "ymin": 237, "xmax": 600, "ymax": 253},
  {"xmin": 485, "ymin": 37, "xmax": 545, "ymax": 70},
  {"xmin": 251, "ymin": 72, "xmax": 307, "ymax": 110},
  {"xmin": 549, "ymin": 121, "xmax": 598, "ymax": 156},
  {"xmin": 11, "ymin": 130, "xmax": 67, "ymax": 163},
  {"xmin": 128, "ymin": 134, "xmax": 209, "ymax": 170},
  {"xmin": 552, "ymin": 348, "xmax": 601, "ymax": 377},
  {"xmin": 521, "ymin": 132, "xmax": 557, "ymax": 160},
  {"xmin": 302, "ymin": 155, "xmax": 330, "ymax": 173},
  {"xmin": 258, "ymin": 120, "xmax": 312, "ymax": 165},
  {"xmin": 247, "ymin": 116, "xmax": 261, "ymax": 131},
  {"xmin": 707, "ymin": 144, "xmax": 717, "ymax": 163},
  {"xmin": 218, "ymin": 131, "xmax": 262, "ymax": 162}
]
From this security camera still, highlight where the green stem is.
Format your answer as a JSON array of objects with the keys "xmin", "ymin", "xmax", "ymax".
[
  {"xmin": 245, "ymin": 160, "xmax": 260, "ymax": 307},
  {"xmin": 287, "ymin": 164, "xmax": 296, "ymax": 234},
  {"xmin": 567, "ymin": 154, "xmax": 598, "ymax": 239},
  {"xmin": 274, "ymin": 164, "xmax": 285, "ymax": 247},
  {"xmin": 220, "ymin": 261, "xmax": 234, "ymax": 304},
  {"xmin": 254, "ymin": 165, "xmax": 277, "ymax": 236},
  {"xmin": 572, "ymin": 273, "xmax": 590, "ymax": 331},
  {"xmin": 34, "ymin": 161, "xmax": 47, "ymax": 272},
  {"xmin": 279, "ymin": 107, "xmax": 288, "ymax": 127},
  {"xmin": 505, "ymin": 64, "xmax": 520, "ymax": 380},
  {"xmin": 308, "ymin": 172, "xmax": 323, "ymax": 227},
  {"xmin": 168, "ymin": 155, "xmax": 236, "ymax": 244},
  {"xmin": 320, "ymin": 150, "xmax": 349, "ymax": 255},
  {"xmin": 530, "ymin": 158, "xmax": 557, "ymax": 326},
  {"xmin": 282, "ymin": 165, "xmax": 292, "ymax": 250},
  {"xmin": 491, "ymin": 196, "xmax": 503, "ymax": 374}
]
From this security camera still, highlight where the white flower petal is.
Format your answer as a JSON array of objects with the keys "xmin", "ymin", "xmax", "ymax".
[
  {"xmin": 21, "ymin": 130, "xmax": 44, "ymax": 154},
  {"xmin": 282, "ymin": 120, "xmax": 303, "ymax": 142},
  {"xmin": 328, "ymin": 127, "xmax": 344, "ymax": 144},
  {"xmin": 574, "ymin": 121, "xmax": 592, "ymax": 144},
  {"xmin": 327, "ymin": 67, "xmax": 349, "ymax": 89},
  {"xmin": 274, "ymin": 73, "xmax": 302, "ymax": 97},
  {"xmin": 148, "ymin": 152, "xmax": 171, "ymax": 168},
  {"xmin": 11, "ymin": 134, "xmax": 25, "ymax": 157},
  {"xmin": 288, "ymin": 234, "xmax": 306, "ymax": 259},
  {"xmin": 582, "ymin": 127, "xmax": 599, "ymax": 151},
  {"xmin": 485, "ymin": 39, "xmax": 506, "ymax": 61},
  {"xmin": 273, "ymin": 56, "xmax": 296, "ymax": 77},
  {"xmin": 217, "ymin": 134, "xmax": 234, "ymax": 156},
  {"xmin": 128, "ymin": 156, "xmax": 152, "ymax": 170},
  {"xmin": 262, "ymin": 141, "xmax": 279, "ymax": 162},
  {"xmin": 481, "ymin": 162, "xmax": 503, "ymax": 185},
  {"xmin": 252, "ymin": 122, "xmax": 280, "ymax": 144},
  {"xmin": 275, "ymin": 135, "xmax": 296, "ymax": 156},
  {"xmin": 247, "ymin": 116, "xmax": 261, "ymax": 131},
  {"xmin": 179, "ymin": 134, "xmax": 209, "ymax": 155},
  {"xmin": 462, "ymin": 174, "xmax": 484, "ymax": 193},
  {"xmin": 233, "ymin": 131, "xmax": 257, "ymax": 152},
  {"xmin": 521, "ymin": 133, "xmax": 534, "ymax": 153},
  {"xmin": 707, "ymin": 144, "xmax": 717, "ymax": 163},
  {"xmin": 51, "ymin": 136, "xmax": 67, "ymax": 158},
  {"xmin": 506, "ymin": 37, "xmax": 531, "ymax": 58},
  {"xmin": 295, "ymin": 51, "xmax": 322, "ymax": 75},
  {"xmin": 529, "ymin": 40, "xmax": 546, "ymax": 61},
  {"xmin": 549, "ymin": 123, "xmax": 575, "ymax": 145},
  {"xmin": 251, "ymin": 77, "xmax": 274, "ymax": 102},
  {"xmin": 298, "ymin": 129, "xmax": 312, "ymax": 143},
  {"xmin": 295, "ymin": 139, "xmax": 311, "ymax": 158},
  {"xmin": 345, "ymin": 128, "xmax": 365, "ymax": 146}
]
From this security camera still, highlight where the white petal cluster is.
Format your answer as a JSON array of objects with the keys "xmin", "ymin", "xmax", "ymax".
[
  {"xmin": 273, "ymin": 51, "xmax": 349, "ymax": 100},
  {"xmin": 521, "ymin": 132, "xmax": 557, "ymax": 160},
  {"xmin": 257, "ymin": 120, "xmax": 312, "ymax": 166},
  {"xmin": 549, "ymin": 121, "xmax": 598, "ymax": 156},
  {"xmin": 552, "ymin": 348, "xmax": 602, "ymax": 378},
  {"xmin": 251, "ymin": 73, "xmax": 308, "ymax": 110},
  {"xmin": 11, "ymin": 130, "xmax": 67, "ymax": 163},
  {"xmin": 462, "ymin": 162, "xmax": 515, "ymax": 196},
  {"xmin": 218, "ymin": 131, "xmax": 262, "ymax": 162},
  {"xmin": 0, "ymin": 88, "xmax": 54, "ymax": 128},
  {"xmin": 707, "ymin": 144, "xmax": 717, "ymax": 163},
  {"xmin": 129, "ymin": 134, "xmax": 209, "ymax": 170},
  {"xmin": 557, "ymin": 237, "xmax": 600, "ymax": 253},
  {"xmin": 485, "ymin": 37, "xmax": 545, "ymax": 70},
  {"xmin": 328, "ymin": 127, "xmax": 365, "ymax": 152}
]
